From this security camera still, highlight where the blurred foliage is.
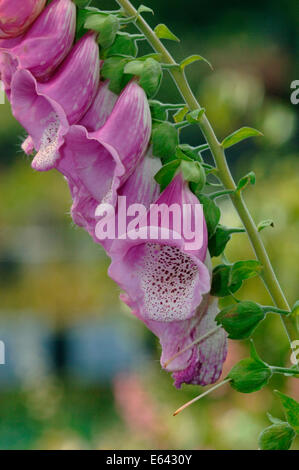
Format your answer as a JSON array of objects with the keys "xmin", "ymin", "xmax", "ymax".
[{"xmin": 0, "ymin": 0, "xmax": 298, "ymax": 450}]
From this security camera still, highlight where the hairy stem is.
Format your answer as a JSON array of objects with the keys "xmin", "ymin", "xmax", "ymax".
[{"xmin": 116, "ymin": 0, "xmax": 298, "ymax": 346}]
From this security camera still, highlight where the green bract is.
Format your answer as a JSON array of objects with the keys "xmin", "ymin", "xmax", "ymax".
[
  {"xmin": 211, "ymin": 260, "xmax": 261, "ymax": 297},
  {"xmin": 216, "ymin": 301, "xmax": 265, "ymax": 339}
]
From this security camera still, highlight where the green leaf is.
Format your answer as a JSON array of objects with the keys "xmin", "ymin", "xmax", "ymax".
[
  {"xmin": 154, "ymin": 24, "xmax": 180, "ymax": 42},
  {"xmin": 101, "ymin": 56, "xmax": 131, "ymax": 94},
  {"xmin": 275, "ymin": 391, "xmax": 299, "ymax": 433},
  {"xmin": 258, "ymin": 219, "xmax": 274, "ymax": 232},
  {"xmin": 104, "ymin": 32, "xmax": 138, "ymax": 58},
  {"xmin": 177, "ymin": 144, "xmax": 202, "ymax": 162},
  {"xmin": 97, "ymin": 15, "xmax": 120, "ymax": 49},
  {"xmin": 211, "ymin": 264, "xmax": 242, "ymax": 297},
  {"xmin": 173, "ymin": 106, "xmax": 189, "ymax": 123},
  {"xmin": 180, "ymin": 54, "xmax": 213, "ymax": 71},
  {"xmin": 208, "ymin": 226, "xmax": 232, "ymax": 257},
  {"xmin": 152, "ymin": 122, "xmax": 179, "ymax": 163},
  {"xmin": 216, "ymin": 301, "xmax": 265, "ymax": 340},
  {"xmin": 154, "ymin": 160, "xmax": 180, "ymax": 191},
  {"xmin": 236, "ymin": 171, "xmax": 256, "ymax": 193},
  {"xmin": 149, "ymin": 100, "xmax": 168, "ymax": 121},
  {"xmin": 139, "ymin": 58, "xmax": 162, "ymax": 98},
  {"xmin": 123, "ymin": 59, "xmax": 145, "ymax": 75},
  {"xmin": 137, "ymin": 5, "xmax": 154, "ymax": 15},
  {"xmin": 230, "ymin": 260, "xmax": 262, "ymax": 285},
  {"xmin": 267, "ymin": 413, "xmax": 285, "ymax": 425},
  {"xmin": 258, "ymin": 423, "xmax": 296, "ymax": 450},
  {"xmin": 211, "ymin": 260, "xmax": 261, "ymax": 297},
  {"xmin": 186, "ymin": 108, "xmax": 205, "ymax": 124},
  {"xmin": 221, "ymin": 126, "xmax": 263, "ymax": 149},
  {"xmin": 228, "ymin": 356, "xmax": 272, "ymax": 393},
  {"xmin": 180, "ymin": 160, "xmax": 206, "ymax": 186},
  {"xmin": 193, "ymin": 195, "xmax": 220, "ymax": 237}
]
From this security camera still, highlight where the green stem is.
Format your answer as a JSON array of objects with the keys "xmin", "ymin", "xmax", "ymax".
[
  {"xmin": 271, "ymin": 366, "xmax": 299, "ymax": 377},
  {"xmin": 116, "ymin": 0, "xmax": 298, "ymax": 346}
]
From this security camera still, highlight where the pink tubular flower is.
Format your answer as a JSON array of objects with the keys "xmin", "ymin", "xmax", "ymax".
[
  {"xmin": 11, "ymin": 32, "xmax": 100, "ymax": 171},
  {"xmin": 121, "ymin": 293, "xmax": 228, "ymax": 388},
  {"xmin": 88, "ymin": 147, "xmax": 162, "ymax": 251},
  {"xmin": 108, "ymin": 173, "xmax": 210, "ymax": 322},
  {"xmin": 0, "ymin": 0, "xmax": 76, "ymax": 92},
  {"xmin": 0, "ymin": 0, "xmax": 46, "ymax": 38},
  {"xmin": 56, "ymin": 80, "xmax": 152, "ymax": 216}
]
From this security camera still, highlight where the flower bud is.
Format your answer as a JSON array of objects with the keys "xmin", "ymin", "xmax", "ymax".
[
  {"xmin": 228, "ymin": 357, "xmax": 272, "ymax": 393},
  {"xmin": 0, "ymin": 0, "xmax": 46, "ymax": 38}
]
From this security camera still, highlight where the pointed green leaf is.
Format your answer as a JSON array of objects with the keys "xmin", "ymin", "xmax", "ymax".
[
  {"xmin": 221, "ymin": 127, "xmax": 263, "ymax": 149},
  {"xmin": 258, "ymin": 423, "xmax": 295, "ymax": 450},
  {"xmin": 236, "ymin": 171, "xmax": 256, "ymax": 193},
  {"xmin": 154, "ymin": 24, "xmax": 180, "ymax": 42},
  {"xmin": 138, "ymin": 5, "xmax": 154, "ymax": 15},
  {"xmin": 258, "ymin": 219, "xmax": 274, "ymax": 232},
  {"xmin": 177, "ymin": 144, "xmax": 202, "ymax": 162},
  {"xmin": 173, "ymin": 106, "xmax": 189, "ymax": 123},
  {"xmin": 180, "ymin": 54, "xmax": 213, "ymax": 71},
  {"xmin": 186, "ymin": 108, "xmax": 205, "ymax": 124},
  {"xmin": 230, "ymin": 260, "xmax": 262, "ymax": 285},
  {"xmin": 104, "ymin": 32, "xmax": 138, "ymax": 58},
  {"xmin": 275, "ymin": 391, "xmax": 299, "ymax": 433}
]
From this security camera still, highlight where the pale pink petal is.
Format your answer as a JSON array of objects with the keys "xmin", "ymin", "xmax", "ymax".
[{"xmin": 0, "ymin": 0, "xmax": 46, "ymax": 38}]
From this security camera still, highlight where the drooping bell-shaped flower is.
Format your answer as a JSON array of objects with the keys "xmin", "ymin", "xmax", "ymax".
[
  {"xmin": 0, "ymin": 0, "xmax": 76, "ymax": 89},
  {"xmin": 121, "ymin": 293, "xmax": 228, "ymax": 388},
  {"xmin": 11, "ymin": 32, "xmax": 100, "ymax": 171},
  {"xmin": 0, "ymin": 0, "xmax": 46, "ymax": 38},
  {"xmin": 56, "ymin": 80, "xmax": 152, "ymax": 214},
  {"xmin": 108, "ymin": 172, "xmax": 210, "ymax": 323}
]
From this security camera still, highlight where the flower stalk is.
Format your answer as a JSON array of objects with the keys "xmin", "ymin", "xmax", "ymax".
[{"xmin": 116, "ymin": 0, "xmax": 298, "ymax": 349}]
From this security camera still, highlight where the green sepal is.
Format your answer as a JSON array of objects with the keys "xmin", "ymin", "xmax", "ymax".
[
  {"xmin": 101, "ymin": 56, "xmax": 132, "ymax": 94},
  {"xmin": 216, "ymin": 301, "xmax": 266, "ymax": 339},
  {"xmin": 151, "ymin": 122, "xmax": 179, "ymax": 163},
  {"xmin": 228, "ymin": 343, "xmax": 272, "ymax": 393},
  {"xmin": 180, "ymin": 160, "xmax": 206, "ymax": 186},
  {"xmin": 211, "ymin": 260, "xmax": 262, "ymax": 297},
  {"xmin": 103, "ymin": 32, "xmax": 138, "ymax": 58},
  {"xmin": 149, "ymin": 100, "xmax": 168, "ymax": 121},
  {"xmin": 195, "ymin": 195, "xmax": 221, "ymax": 237},
  {"xmin": 258, "ymin": 423, "xmax": 296, "ymax": 450},
  {"xmin": 154, "ymin": 160, "xmax": 181, "ymax": 191}
]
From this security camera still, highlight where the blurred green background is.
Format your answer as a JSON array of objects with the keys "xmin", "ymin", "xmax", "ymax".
[{"xmin": 0, "ymin": 0, "xmax": 298, "ymax": 450}]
